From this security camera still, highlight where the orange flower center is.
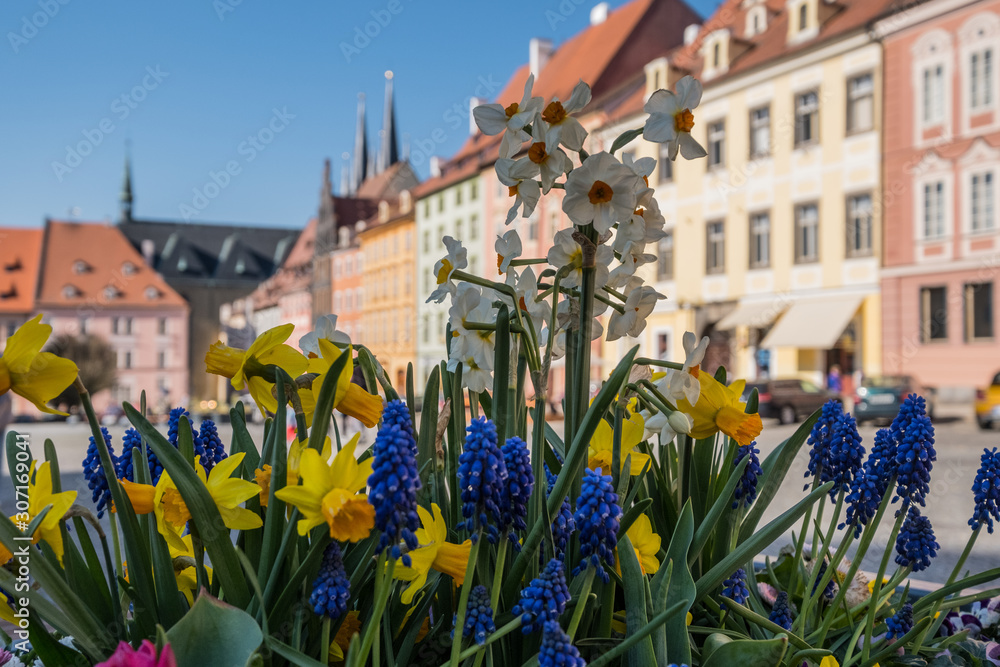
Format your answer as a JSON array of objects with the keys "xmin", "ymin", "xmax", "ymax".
[
  {"xmin": 497, "ymin": 254, "xmax": 504, "ymax": 274},
  {"xmin": 588, "ymin": 180, "xmax": 614, "ymax": 204},
  {"xmin": 674, "ymin": 108, "xmax": 695, "ymax": 133},
  {"xmin": 508, "ymin": 185, "xmax": 519, "ymax": 197},
  {"xmin": 528, "ymin": 141, "xmax": 547, "ymax": 164},
  {"xmin": 161, "ymin": 487, "xmax": 191, "ymax": 527},
  {"xmin": 542, "ymin": 101, "xmax": 567, "ymax": 124},
  {"xmin": 519, "ymin": 296, "xmax": 528, "ymax": 311},
  {"xmin": 504, "ymin": 102, "xmax": 520, "ymax": 119}
]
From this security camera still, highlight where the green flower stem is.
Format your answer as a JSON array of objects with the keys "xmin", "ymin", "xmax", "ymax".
[
  {"xmin": 810, "ymin": 492, "xmax": 828, "ymax": 573},
  {"xmin": 356, "ymin": 551, "xmax": 396, "ymax": 666},
  {"xmin": 810, "ymin": 475, "xmax": 897, "ymax": 645},
  {"xmin": 918, "ymin": 525, "xmax": 980, "ymax": 649},
  {"xmin": 567, "ymin": 566, "xmax": 597, "ymax": 640},
  {"xmin": 861, "ymin": 507, "xmax": 908, "ymax": 664},
  {"xmin": 452, "ymin": 269, "xmax": 540, "ymax": 370},
  {"xmin": 320, "ymin": 617, "xmax": 331, "ymax": 664},
  {"xmin": 108, "ymin": 511, "xmax": 123, "ymax": 587},
  {"xmin": 597, "ymin": 579, "xmax": 616, "ymax": 637},
  {"xmin": 451, "ymin": 530, "xmax": 484, "ymax": 666},
  {"xmin": 796, "ymin": 490, "xmax": 844, "ymax": 634},
  {"xmin": 572, "ymin": 225, "xmax": 598, "ymax": 498},
  {"xmin": 464, "ymin": 321, "xmax": 527, "ymax": 335},
  {"xmin": 490, "ymin": 539, "xmax": 508, "ymax": 613},
  {"xmin": 789, "ymin": 478, "xmax": 819, "ymax": 599},
  {"xmin": 444, "ymin": 617, "xmax": 523, "ymax": 666},
  {"xmin": 633, "ymin": 357, "xmax": 685, "ymax": 370},
  {"xmin": 508, "ymin": 258, "xmax": 548, "ymax": 267},
  {"xmin": 840, "ymin": 614, "xmax": 870, "ymax": 667}
]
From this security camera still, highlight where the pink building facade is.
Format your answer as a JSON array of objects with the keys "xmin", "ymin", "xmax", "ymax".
[{"xmin": 879, "ymin": 0, "xmax": 1000, "ymax": 398}]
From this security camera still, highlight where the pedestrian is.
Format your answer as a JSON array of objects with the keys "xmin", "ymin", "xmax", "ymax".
[{"xmin": 827, "ymin": 364, "xmax": 843, "ymax": 395}]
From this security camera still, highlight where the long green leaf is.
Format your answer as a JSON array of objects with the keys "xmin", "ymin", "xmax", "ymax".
[
  {"xmin": 619, "ymin": 535, "xmax": 656, "ymax": 666},
  {"xmin": 661, "ymin": 501, "xmax": 695, "ymax": 665},
  {"xmin": 124, "ymin": 403, "xmax": 252, "ymax": 608},
  {"xmin": 690, "ymin": 455, "xmax": 749, "ymax": 563},
  {"xmin": 493, "ymin": 304, "xmax": 511, "ymax": 445},
  {"xmin": 587, "ymin": 599, "xmax": 690, "ymax": 667},
  {"xmin": 702, "ymin": 635, "xmax": 788, "ymax": 667}
]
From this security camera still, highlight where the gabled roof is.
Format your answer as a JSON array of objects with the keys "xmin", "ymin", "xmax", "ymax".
[
  {"xmin": 37, "ymin": 220, "xmax": 186, "ymax": 309},
  {"xmin": 672, "ymin": 0, "xmax": 901, "ymax": 84},
  {"xmin": 118, "ymin": 218, "xmax": 299, "ymax": 285},
  {"xmin": 356, "ymin": 160, "xmax": 419, "ymax": 200},
  {"xmin": 0, "ymin": 228, "xmax": 43, "ymax": 314}
]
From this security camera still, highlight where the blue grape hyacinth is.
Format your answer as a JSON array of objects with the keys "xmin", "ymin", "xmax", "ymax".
[
  {"xmin": 885, "ymin": 603, "xmax": 913, "ymax": 640},
  {"xmin": 804, "ymin": 400, "xmax": 844, "ymax": 490},
  {"xmin": 721, "ymin": 568, "xmax": 749, "ymax": 609},
  {"xmin": 895, "ymin": 507, "xmax": 939, "ymax": 572},
  {"xmin": 546, "ymin": 465, "xmax": 576, "ymax": 561},
  {"xmin": 811, "ymin": 560, "xmax": 835, "ymax": 600},
  {"xmin": 769, "ymin": 591, "xmax": 793, "ymax": 630},
  {"xmin": 196, "ymin": 419, "xmax": 228, "ymax": 473},
  {"xmin": 732, "ymin": 442, "xmax": 763, "ymax": 509},
  {"xmin": 843, "ymin": 427, "xmax": 898, "ymax": 537},
  {"xmin": 309, "ymin": 542, "xmax": 350, "ymax": 619},
  {"xmin": 572, "ymin": 468, "xmax": 621, "ymax": 583},
  {"xmin": 368, "ymin": 400, "xmax": 421, "ymax": 564},
  {"xmin": 454, "ymin": 585, "xmax": 496, "ymax": 646},
  {"xmin": 539, "ymin": 620, "xmax": 586, "ymax": 667},
  {"xmin": 82, "ymin": 427, "xmax": 118, "ymax": 518},
  {"xmin": 970, "ymin": 447, "xmax": 1000, "ymax": 533},
  {"xmin": 514, "ymin": 558, "xmax": 571, "ymax": 634},
  {"xmin": 827, "ymin": 412, "xmax": 865, "ymax": 501},
  {"xmin": 501, "ymin": 436, "xmax": 533, "ymax": 547},
  {"xmin": 115, "ymin": 427, "xmax": 158, "ymax": 483},
  {"xmin": 891, "ymin": 394, "xmax": 936, "ymax": 509},
  {"xmin": 457, "ymin": 417, "xmax": 507, "ymax": 543}
]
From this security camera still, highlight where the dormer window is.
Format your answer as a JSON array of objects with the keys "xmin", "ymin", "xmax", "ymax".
[
  {"xmin": 73, "ymin": 260, "xmax": 89, "ymax": 275},
  {"xmin": 122, "ymin": 261, "xmax": 137, "ymax": 276},
  {"xmin": 62, "ymin": 285, "xmax": 80, "ymax": 299},
  {"xmin": 798, "ymin": 4, "xmax": 807, "ymax": 30},
  {"xmin": 378, "ymin": 200, "xmax": 390, "ymax": 222},
  {"xmin": 399, "ymin": 190, "xmax": 412, "ymax": 213},
  {"xmin": 745, "ymin": 4, "xmax": 767, "ymax": 38},
  {"xmin": 713, "ymin": 42, "xmax": 721, "ymax": 67},
  {"xmin": 144, "ymin": 286, "xmax": 161, "ymax": 300},
  {"xmin": 235, "ymin": 258, "xmax": 246, "ymax": 274},
  {"xmin": 103, "ymin": 286, "xmax": 119, "ymax": 300},
  {"xmin": 701, "ymin": 30, "xmax": 732, "ymax": 79},
  {"xmin": 4, "ymin": 258, "xmax": 22, "ymax": 272}
]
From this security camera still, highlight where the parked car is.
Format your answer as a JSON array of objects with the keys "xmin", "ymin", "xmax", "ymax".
[
  {"xmin": 854, "ymin": 376, "xmax": 935, "ymax": 425},
  {"xmin": 743, "ymin": 378, "xmax": 839, "ymax": 425},
  {"xmin": 975, "ymin": 371, "xmax": 1000, "ymax": 430}
]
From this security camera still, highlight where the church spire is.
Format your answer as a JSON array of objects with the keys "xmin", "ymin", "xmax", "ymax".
[
  {"xmin": 338, "ymin": 152, "xmax": 350, "ymax": 196},
  {"xmin": 120, "ymin": 147, "xmax": 133, "ymax": 221},
  {"xmin": 351, "ymin": 93, "xmax": 368, "ymax": 194},
  {"xmin": 378, "ymin": 70, "xmax": 399, "ymax": 173}
]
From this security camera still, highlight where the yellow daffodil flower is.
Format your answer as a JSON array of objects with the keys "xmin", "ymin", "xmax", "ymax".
[
  {"xmin": 205, "ymin": 323, "xmax": 308, "ymax": 417},
  {"xmin": 122, "ymin": 452, "xmax": 262, "ymax": 552},
  {"xmin": 589, "ymin": 411, "xmax": 649, "ymax": 476},
  {"xmin": 0, "ymin": 315, "xmax": 78, "ymax": 415},
  {"xmin": 329, "ymin": 611, "xmax": 361, "ymax": 662},
  {"xmin": 275, "ymin": 433, "xmax": 375, "ymax": 542},
  {"xmin": 307, "ymin": 339, "xmax": 383, "ymax": 429},
  {"xmin": 1, "ymin": 589, "xmax": 18, "ymax": 624},
  {"xmin": 0, "ymin": 461, "xmax": 76, "ymax": 565},
  {"xmin": 625, "ymin": 514, "xmax": 660, "ymax": 575},
  {"xmin": 820, "ymin": 657, "xmax": 840, "ymax": 667},
  {"xmin": 686, "ymin": 611, "xmax": 693, "ymax": 625},
  {"xmin": 255, "ymin": 437, "xmax": 333, "ymax": 507},
  {"xmin": 676, "ymin": 373, "xmax": 762, "ymax": 447},
  {"xmin": 168, "ymin": 533, "xmax": 213, "ymax": 606},
  {"xmin": 394, "ymin": 503, "xmax": 472, "ymax": 604}
]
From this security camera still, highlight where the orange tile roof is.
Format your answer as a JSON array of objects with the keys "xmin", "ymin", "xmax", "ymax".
[
  {"xmin": 37, "ymin": 220, "xmax": 187, "ymax": 309},
  {"xmin": 672, "ymin": 0, "xmax": 901, "ymax": 84},
  {"xmin": 0, "ymin": 228, "xmax": 43, "ymax": 313}
]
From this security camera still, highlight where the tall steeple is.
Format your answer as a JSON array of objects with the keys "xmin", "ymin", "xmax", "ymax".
[
  {"xmin": 338, "ymin": 152, "xmax": 350, "ymax": 196},
  {"xmin": 120, "ymin": 147, "xmax": 134, "ymax": 221},
  {"xmin": 378, "ymin": 70, "xmax": 399, "ymax": 173},
  {"xmin": 351, "ymin": 93, "xmax": 368, "ymax": 195}
]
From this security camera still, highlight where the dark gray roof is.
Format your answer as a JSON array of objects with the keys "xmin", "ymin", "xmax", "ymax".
[{"xmin": 118, "ymin": 218, "xmax": 300, "ymax": 286}]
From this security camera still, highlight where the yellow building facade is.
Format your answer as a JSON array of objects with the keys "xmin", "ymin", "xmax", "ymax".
[
  {"xmin": 629, "ymin": 0, "xmax": 885, "ymax": 389},
  {"xmin": 357, "ymin": 194, "xmax": 417, "ymax": 391}
]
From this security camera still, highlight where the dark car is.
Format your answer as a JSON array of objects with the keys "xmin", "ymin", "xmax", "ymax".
[
  {"xmin": 854, "ymin": 376, "xmax": 935, "ymax": 425},
  {"xmin": 743, "ymin": 378, "xmax": 840, "ymax": 425}
]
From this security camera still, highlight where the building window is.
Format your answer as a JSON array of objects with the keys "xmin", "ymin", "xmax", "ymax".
[
  {"xmin": 333, "ymin": 293, "xmax": 342, "ymax": 312},
  {"xmin": 121, "ymin": 351, "xmax": 132, "ymax": 369},
  {"xmin": 112, "ymin": 317, "xmax": 120, "ymax": 335},
  {"xmin": 971, "ymin": 171, "xmax": 995, "ymax": 233},
  {"xmin": 455, "ymin": 187, "xmax": 463, "ymax": 206},
  {"xmin": 706, "ymin": 221, "xmax": 725, "ymax": 274},
  {"xmin": 422, "ymin": 200, "xmax": 430, "ymax": 218},
  {"xmin": 528, "ymin": 220, "xmax": 538, "ymax": 240},
  {"xmin": 423, "ymin": 231, "xmax": 430, "ymax": 253},
  {"xmin": 455, "ymin": 219, "xmax": 464, "ymax": 240},
  {"xmin": 437, "ymin": 194, "xmax": 444, "ymax": 212},
  {"xmin": 157, "ymin": 317, "xmax": 167, "ymax": 335},
  {"xmin": 6, "ymin": 322, "xmax": 14, "ymax": 338},
  {"xmin": 846, "ymin": 194, "xmax": 874, "ymax": 257},
  {"xmin": 749, "ymin": 106, "xmax": 770, "ymax": 157},
  {"xmin": 794, "ymin": 203, "xmax": 820, "ymax": 263},
  {"xmin": 657, "ymin": 232, "xmax": 674, "ymax": 280},
  {"xmin": 157, "ymin": 351, "xmax": 166, "ymax": 369},
  {"xmin": 920, "ymin": 286, "xmax": 948, "ymax": 342},
  {"xmin": 922, "ymin": 65, "xmax": 945, "ymax": 124},
  {"xmin": 923, "ymin": 181, "xmax": 946, "ymax": 238},
  {"xmin": 712, "ymin": 42, "xmax": 720, "ymax": 68},
  {"xmin": 795, "ymin": 91, "xmax": 819, "ymax": 146},
  {"xmin": 847, "ymin": 73, "xmax": 874, "ymax": 133},
  {"xmin": 708, "ymin": 120, "xmax": 725, "ymax": 168},
  {"xmin": 965, "ymin": 281, "xmax": 994, "ymax": 340},
  {"xmin": 469, "ymin": 214, "xmax": 479, "ymax": 240},
  {"xmin": 658, "ymin": 144, "xmax": 674, "ymax": 182},
  {"xmin": 656, "ymin": 331, "xmax": 671, "ymax": 360},
  {"xmin": 470, "ymin": 181, "xmax": 478, "ymax": 200},
  {"xmin": 798, "ymin": 3, "xmax": 807, "ymax": 30},
  {"xmin": 749, "ymin": 212, "xmax": 771, "ymax": 269},
  {"xmin": 79, "ymin": 317, "xmax": 88, "ymax": 335},
  {"xmin": 423, "ymin": 315, "xmax": 430, "ymax": 344},
  {"xmin": 125, "ymin": 317, "xmax": 133, "ymax": 335},
  {"xmin": 971, "ymin": 48, "xmax": 994, "ymax": 110}
]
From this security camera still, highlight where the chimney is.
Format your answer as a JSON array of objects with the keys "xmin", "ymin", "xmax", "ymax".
[
  {"xmin": 430, "ymin": 156, "xmax": 442, "ymax": 178},
  {"xmin": 469, "ymin": 96, "xmax": 484, "ymax": 135},
  {"xmin": 684, "ymin": 24, "xmax": 701, "ymax": 45},
  {"xmin": 590, "ymin": 2, "xmax": 609, "ymax": 25},
  {"xmin": 529, "ymin": 38, "xmax": 554, "ymax": 78}
]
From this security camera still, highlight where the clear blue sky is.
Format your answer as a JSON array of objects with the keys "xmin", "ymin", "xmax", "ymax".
[{"xmin": 1, "ymin": 0, "xmax": 713, "ymax": 230}]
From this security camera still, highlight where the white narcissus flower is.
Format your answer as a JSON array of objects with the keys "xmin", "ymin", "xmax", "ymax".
[
  {"xmin": 426, "ymin": 236, "xmax": 467, "ymax": 303},
  {"xmin": 658, "ymin": 331, "xmax": 710, "ymax": 406},
  {"xmin": 622, "ymin": 152, "xmax": 657, "ymax": 186},
  {"xmin": 547, "ymin": 228, "xmax": 613, "ymax": 289},
  {"xmin": 562, "ymin": 151, "xmax": 641, "ymax": 233},
  {"xmin": 447, "ymin": 351, "xmax": 493, "ymax": 393},
  {"xmin": 652, "ymin": 410, "xmax": 693, "ymax": 444},
  {"xmin": 506, "ymin": 266, "xmax": 550, "ymax": 337},
  {"xmin": 541, "ymin": 80, "xmax": 592, "ymax": 151},
  {"xmin": 448, "ymin": 283, "xmax": 496, "ymax": 369},
  {"xmin": 495, "ymin": 230, "xmax": 522, "ymax": 275},
  {"xmin": 473, "ymin": 74, "xmax": 544, "ymax": 159},
  {"xmin": 607, "ymin": 285, "xmax": 664, "ymax": 341},
  {"xmin": 526, "ymin": 120, "xmax": 573, "ymax": 193},
  {"xmin": 607, "ymin": 250, "xmax": 657, "ymax": 289},
  {"xmin": 643, "ymin": 75, "xmax": 707, "ymax": 161},
  {"xmin": 496, "ymin": 158, "xmax": 541, "ymax": 225},
  {"xmin": 299, "ymin": 314, "xmax": 351, "ymax": 357}
]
